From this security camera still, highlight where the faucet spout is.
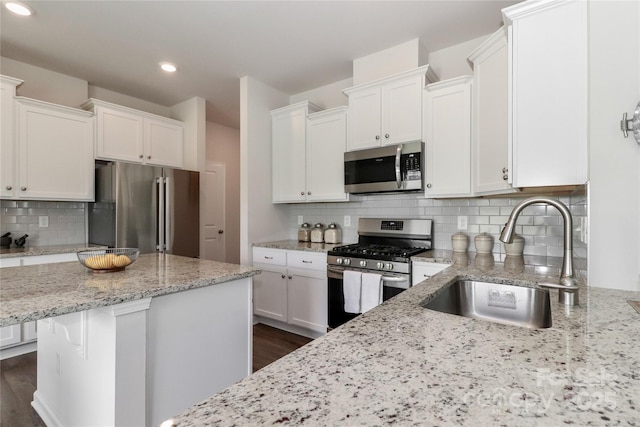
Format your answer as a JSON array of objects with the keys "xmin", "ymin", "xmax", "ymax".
[{"xmin": 499, "ymin": 197, "xmax": 579, "ymax": 306}]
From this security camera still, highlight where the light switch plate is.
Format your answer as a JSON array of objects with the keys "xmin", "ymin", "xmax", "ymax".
[
  {"xmin": 39, "ymin": 216, "xmax": 49, "ymax": 228},
  {"xmin": 344, "ymin": 215, "xmax": 351, "ymax": 227},
  {"xmin": 457, "ymin": 216, "xmax": 468, "ymax": 230}
]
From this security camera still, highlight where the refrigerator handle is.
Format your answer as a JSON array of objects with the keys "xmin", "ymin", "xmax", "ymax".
[
  {"xmin": 164, "ymin": 176, "xmax": 171, "ymax": 253},
  {"xmin": 157, "ymin": 177, "xmax": 165, "ymax": 252}
]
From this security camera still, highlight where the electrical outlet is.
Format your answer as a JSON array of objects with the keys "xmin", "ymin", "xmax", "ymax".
[
  {"xmin": 297, "ymin": 215, "xmax": 303, "ymax": 225},
  {"xmin": 344, "ymin": 215, "xmax": 351, "ymax": 227},
  {"xmin": 457, "ymin": 216, "xmax": 468, "ymax": 230},
  {"xmin": 39, "ymin": 216, "xmax": 49, "ymax": 228}
]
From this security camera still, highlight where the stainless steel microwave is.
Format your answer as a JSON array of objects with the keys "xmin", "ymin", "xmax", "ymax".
[{"xmin": 344, "ymin": 141, "xmax": 424, "ymax": 194}]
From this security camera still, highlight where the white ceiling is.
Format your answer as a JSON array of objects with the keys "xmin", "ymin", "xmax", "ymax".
[{"xmin": 0, "ymin": 1, "xmax": 519, "ymax": 128}]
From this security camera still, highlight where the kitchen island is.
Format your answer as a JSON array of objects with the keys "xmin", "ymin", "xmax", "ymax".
[
  {"xmin": 0, "ymin": 253, "xmax": 260, "ymax": 426},
  {"xmin": 169, "ymin": 254, "xmax": 639, "ymax": 426}
]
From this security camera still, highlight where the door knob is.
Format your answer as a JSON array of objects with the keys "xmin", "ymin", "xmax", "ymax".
[{"xmin": 218, "ymin": 229, "xmax": 224, "ymax": 234}]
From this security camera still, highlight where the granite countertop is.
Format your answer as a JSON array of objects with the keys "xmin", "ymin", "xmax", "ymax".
[
  {"xmin": 0, "ymin": 243, "xmax": 107, "ymax": 259},
  {"xmin": 252, "ymin": 240, "xmax": 352, "ymax": 253},
  {"xmin": 0, "ymin": 254, "xmax": 260, "ymax": 327},
  {"xmin": 169, "ymin": 257, "xmax": 639, "ymax": 426}
]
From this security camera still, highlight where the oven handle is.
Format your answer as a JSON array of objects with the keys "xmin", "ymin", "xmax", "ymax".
[
  {"xmin": 327, "ymin": 266, "xmax": 409, "ymax": 285},
  {"xmin": 395, "ymin": 144, "xmax": 402, "ymax": 189}
]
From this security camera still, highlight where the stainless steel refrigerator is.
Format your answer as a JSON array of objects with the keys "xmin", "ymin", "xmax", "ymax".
[{"xmin": 88, "ymin": 161, "xmax": 199, "ymax": 257}]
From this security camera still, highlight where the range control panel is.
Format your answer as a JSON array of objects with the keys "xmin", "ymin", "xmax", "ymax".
[{"xmin": 380, "ymin": 221, "xmax": 403, "ymax": 231}]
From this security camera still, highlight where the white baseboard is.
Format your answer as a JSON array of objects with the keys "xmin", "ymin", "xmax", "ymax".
[
  {"xmin": 32, "ymin": 390, "xmax": 64, "ymax": 427},
  {"xmin": 0, "ymin": 341, "xmax": 36, "ymax": 360},
  {"xmin": 254, "ymin": 316, "xmax": 325, "ymax": 339}
]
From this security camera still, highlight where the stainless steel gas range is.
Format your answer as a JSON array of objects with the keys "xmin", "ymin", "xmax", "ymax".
[{"xmin": 327, "ymin": 218, "xmax": 433, "ymax": 329}]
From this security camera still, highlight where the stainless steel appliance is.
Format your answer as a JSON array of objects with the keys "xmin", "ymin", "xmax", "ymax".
[
  {"xmin": 88, "ymin": 161, "xmax": 199, "ymax": 257},
  {"xmin": 344, "ymin": 141, "xmax": 424, "ymax": 194},
  {"xmin": 327, "ymin": 218, "xmax": 433, "ymax": 329}
]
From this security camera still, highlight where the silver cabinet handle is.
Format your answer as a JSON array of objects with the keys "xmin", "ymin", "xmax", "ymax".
[
  {"xmin": 5, "ymin": 186, "xmax": 12, "ymax": 190},
  {"xmin": 302, "ymin": 260, "xmax": 312, "ymax": 264},
  {"xmin": 264, "ymin": 256, "xmax": 273, "ymax": 260},
  {"xmin": 385, "ymin": 133, "xmax": 390, "ymax": 139},
  {"xmin": 426, "ymin": 183, "xmax": 432, "ymax": 188},
  {"xmin": 375, "ymin": 135, "xmax": 380, "ymax": 140},
  {"xmin": 20, "ymin": 186, "xmax": 27, "ymax": 191}
]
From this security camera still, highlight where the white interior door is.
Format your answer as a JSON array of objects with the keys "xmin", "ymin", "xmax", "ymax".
[{"xmin": 204, "ymin": 162, "xmax": 226, "ymax": 262}]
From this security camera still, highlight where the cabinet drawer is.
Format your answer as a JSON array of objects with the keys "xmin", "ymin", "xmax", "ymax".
[
  {"xmin": 252, "ymin": 247, "xmax": 286, "ymax": 266},
  {"xmin": 287, "ymin": 251, "xmax": 326, "ymax": 271},
  {"xmin": 412, "ymin": 262, "xmax": 450, "ymax": 284}
]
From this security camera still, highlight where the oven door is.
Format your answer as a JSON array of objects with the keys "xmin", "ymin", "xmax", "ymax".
[{"xmin": 327, "ymin": 265, "xmax": 411, "ymax": 329}]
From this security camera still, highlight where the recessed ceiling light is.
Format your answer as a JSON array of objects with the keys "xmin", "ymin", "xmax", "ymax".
[
  {"xmin": 160, "ymin": 62, "xmax": 177, "ymax": 73},
  {"xmin": 5, "ymin": 1, "xmax": 33, "ymax": 16}
]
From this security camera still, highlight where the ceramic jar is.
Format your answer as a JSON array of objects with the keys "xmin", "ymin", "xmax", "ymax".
[
  {"xmin": 298, "ymin": 223, "xmax": 311, "ymax": 242},
  {"xmin": 451, "ymin": 232, "xmax": 469, "ymax": 253},
  {"xmin": 503, "ymin": 234, "xmax": 525, "ymax": 256},
  {"xmin": 324, "ymin": 223, "xmax": 342, "ymax": 244},
  {"xmin": 310, "ymin": 223, "xmax": 325, "ymax": 243},
  {"xmin": 474, "ymin": 233, "xmax": 494, "ymax": 254}
]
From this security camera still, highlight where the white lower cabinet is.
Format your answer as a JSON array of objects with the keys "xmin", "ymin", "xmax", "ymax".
[
  {"xmin": 411, "ymin": 261, "xmax": 451, "ymax": 286},
  {"xmin": 0, "ymin": 252, "xmax": 79, "ymax": 359},
  {"xmin": 252, "ymin": 247, "xmax": 327, "ymax": 337}
]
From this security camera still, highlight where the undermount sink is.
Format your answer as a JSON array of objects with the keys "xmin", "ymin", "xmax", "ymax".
[{"xmin": 421, "ymin": 279, "xmax": 552, "ymax": 329}]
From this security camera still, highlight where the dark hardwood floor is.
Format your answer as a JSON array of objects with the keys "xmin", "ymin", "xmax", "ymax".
[{"xmin": 0, "ymin": 324, "xmax": 312, "ymax": 426}]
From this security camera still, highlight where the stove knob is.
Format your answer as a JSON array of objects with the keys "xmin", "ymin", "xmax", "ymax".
[
  {"xmin": 385, "ymin": 263, "xmax": 393, "ymax": 270},
  {"xmin": 336, "ymin": 258, "xmax": 343, "ymax": 265},
  {"xmin": 359, "ymin": 260, "xmax": 367, "ymax": 268},
  {"xmin": 344, "ymin": 258, "xmax": 351, "ymax": 266},
  {"xmin": 376, "ymin": 262, "xmax": 384, "ymax": 269}
]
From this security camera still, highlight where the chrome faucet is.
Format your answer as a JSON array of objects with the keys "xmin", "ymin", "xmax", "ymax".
[{"xmin": 499, "ymin": 197, "xmax": 579, "ymax": 306}]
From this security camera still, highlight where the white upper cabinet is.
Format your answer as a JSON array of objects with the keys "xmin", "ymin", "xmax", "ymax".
[
  {"xmin": 271, "ymin": 102, "xmax": 348, "ymax": 204},
  {"xmin": 306, "ymin": 107, "xmax": 349, "ymax": 202},
  {"xmin": 423, "ymin": 76, "xmax": 473, "ymax": 198},
  {"xmin": 468, "ymin": 29, "xmax": 517, "ymax": 196},
  {"xmin": 84, "ymin": 99, "xmax": 184, "ymax": 168},
  {"xmin": 2, "ymin": 97, "xmax": 94, "ymax": 201},
  {"xmin": 503, "ymin": 0, "xmax": 588, "ymax": 187},
  {"xmin": 0, "ymin": 76, "xmax": 22, "ymax": 199},
  {"xmin": 344, "ymin": 66, "xmax": 438, "ymax": 151}
]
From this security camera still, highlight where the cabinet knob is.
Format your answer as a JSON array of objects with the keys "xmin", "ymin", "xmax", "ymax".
[
  {"xmin": 139, "ymin": 154, "xmax": 144, "ymax": 159},
  {"xmin": 502, "ymin": 167, "xmax": 508, "ymax": 173},
  {"xmin": 300, "ymin": 191, "xmax": 304, "ymax": 196},
  {"xmin": 426, "ymin": 183, "xmax": 432, "ymax": 188},
  {"xmin": 147, "ymin": 155, "xmax": 151, "ymax": 159},
  {"xmin": 20, "ymin": 186, "xmax": 27, "ymax": 191},
  {"xmin": 288, "ymin": 275, "xmax": 292, "ymax": 280},
  {"xmin": 5, "ymin": 186, "xmax": 11, "ymax": 190},
  {"xmin": 281, "ymin": 274, "xmax": 286, "ymax": 279},
  {"xmin": 385, "ymin": 133, "xmax": 390, "ymax": 139},
  {"xmin": 307, "ymin": 191, "xmax": 311, "ymax": 195},
  {"xmin": 375, "ymin": 135, "xmax": 380, "ymax": 140},
  {"xmin": 503, "ymin": 174, "xmax": 509, "ymax": 181}
]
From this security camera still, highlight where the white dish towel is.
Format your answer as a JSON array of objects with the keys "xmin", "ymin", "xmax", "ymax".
[
  {"xmin": 343, "ymin": 270, "xmax": 362, "ymax": 314},
  {"xmin": 361, "ymin": 272, "xmax": 383, "ymax": 313}
]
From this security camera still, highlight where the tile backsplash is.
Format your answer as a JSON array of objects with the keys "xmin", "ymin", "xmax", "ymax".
[
  {"xmin": 289, "ymin": 189, "xmax": 588, "ymax": 267},
  {"xmin": 0, "ymin": 200, "xmax": 86, "ymax": 247}
]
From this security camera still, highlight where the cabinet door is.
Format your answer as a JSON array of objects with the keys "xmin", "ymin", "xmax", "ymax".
[
  {"xmin": 272, "ymin": 107, "xmax": 308, "ymax": 202},
  {"xmin": 0, "ymin": 325, "xmax": 21, "ymax": 347},
  {"xmin": 382, "ymin": 75, "xmax": 423, "ymax": 145},
  {"xmin": 22, "ymin": 321, "xmax": 37, "ymax": 342},
  {"xmin": 306, "ymin": 108, "xmax": 349, "ymax": 202},
  {"xmin": 347, "ymin": 87, "xmax": 382, "ymax": 151},
  {"xmin": 424, "ymin": 77, "xmax": 472, "ymax": 198},
  {"xmin": 21, "ymin": 253, "xmax": 78, "ymax": 266},
  {"xmin": 505, "ymin": 0, "xmax": 587, "ymax": 187},
  {"xmin": 144, "ymin": 117, "xmax": 184, "ymax": 168},
  {"xmin": 0, "ymin": 78, "xmax": 19, "ymax": 199},
  {"xmin": 17, "ymin": 101, "xmax": 94, "ymax": 201},
  {"xmin": 95, "ymin": 106, "xmax": 144, "ymax": 163},
  {"xmin": 470, "ymin": 31, "xmax": 516, "ymax": 195},
  {"xmin": 411, "ymin": 262, "xmax": 450, "ymax": 285},
  {"xmin": 253, "ymin": 266, "xmax": 288, "ymax": 322},
  {"xmin": 287, "ymin": 268, "xmax": 327, "ymax": 333}
]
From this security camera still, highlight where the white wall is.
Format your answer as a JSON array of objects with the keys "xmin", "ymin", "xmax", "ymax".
[
  {"xmin": 90, "ymin": 86, "xmax": 172, "ymax": 117},
  {"xmin": 289, "ymin": 77, "xmax": 351, "ymax": 109},
  {"xmin": 239, "ymin": 76, "xmax": 290, "ymax": 265},
  {"xmin": 206, "ymin": 122, "xmax": 241, "ymax": 264},
  {"xmin": 588, "ymin": 0, "xmax": 640, "ymax": 291},
  {"xmin": 171, "ymin": 97, "xmax": 206, "ymax": 173},
  {"xmin": 427, "ymin": 34, "xmax": 491, "ymax": 81},
  {"xmin": 353, "ymin": 38, "xmax": 429, "ymax": 85}
]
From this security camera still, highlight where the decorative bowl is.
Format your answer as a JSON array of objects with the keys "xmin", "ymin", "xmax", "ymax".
[{"xmin": 77, "ymin": 248, "xmax": 139, "ymax": 273}]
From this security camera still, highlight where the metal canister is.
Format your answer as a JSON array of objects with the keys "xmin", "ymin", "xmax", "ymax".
[
  {"xmin": 310, "ymin": 223, "xmax": 325, "ymax": 243},
  {"xmin": 324, "ymin": 223, "xmax": 342, "ymax": 244}
]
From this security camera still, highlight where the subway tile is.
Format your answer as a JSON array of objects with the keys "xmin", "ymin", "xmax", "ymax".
[
  {"xmin": 17, "ymin": 201, "xmax": 40, "ymax": 208},
  {"xmin": 479, "ymin": 224, "xmax": 501, "ymax": 234},
  {"xmin": 1, "ymin": 215, "xmax": 16, "ymax": 224},
  {"xmin": 489, "ymin": 216, "xmax": 509, "ymax": 225},
  {"xmin": 534, "ymin": 216, "xmax": 561, "ymax": 226},
  {"xmin": 469, "ymin": 216, "xmax": 489, "ymax": 225},
  {"xmin": 479, "ymin": 207, "xmax": 501, "ymax": 216},
  {"xmin": 0, "ymin": 201, "xmax": 17, "ymax": 208}
]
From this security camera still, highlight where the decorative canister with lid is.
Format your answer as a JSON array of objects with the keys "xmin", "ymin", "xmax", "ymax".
[
  {"xmin": 324, "ymin": 223, "xmax": 342, "ymax": 244},
  {"xmin": 503, "ymin": 234, "xmax": 525, "ymax": 256},
  {"xmin": 298, "ymin": 223, "xmax": 311, "ymax": 242},
  {"xmin": 451, "ymin": 232, "xmax": 468, "ymax": 253},
  {"xmin": 474, "ymin": 233, "xmax": 494, "ymax": 254},
  {"xmin": 310, "ymin": 223, "xmax": 325, "ymax": 243}
]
